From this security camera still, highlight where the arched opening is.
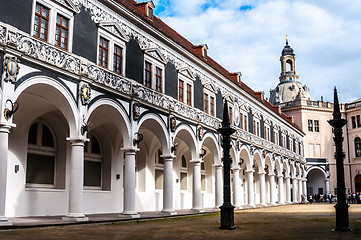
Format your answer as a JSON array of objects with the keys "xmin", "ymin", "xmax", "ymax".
[
  {"xmin": 306, "ymin": 168, "xmax": 327, "ymax": 196},
  {"xmin": 286, "ymin": 59, "xmax": 293, "ymax": 72}
]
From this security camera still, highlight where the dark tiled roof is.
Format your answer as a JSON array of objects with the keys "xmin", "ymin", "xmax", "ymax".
[{"xmin": 114, "ymin": 0, "xmax": 303, "ymax": 133}]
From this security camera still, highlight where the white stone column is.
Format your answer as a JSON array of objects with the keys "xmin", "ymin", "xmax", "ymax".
[
  {"xmin": 161, "ymin": 155, "xmax": 176, "ymax": 215},
  {"xmin": 303, "ymin": 179, "xmax": 308, "ymax": 202},
  {"xmin": 63, "ymin": 137, "xmax": 88, "ymax": 222},
  {"xmin": 239, "ymin": 169, "xmax": 245, "ymax": 208},
  {"xmin": 292, "ymin": 177, "xmax": 297, "ymax": 203},
  {"xmin": 259, "ymin": 171, "xmax": 267, "ymax": 207},
  {"xmin": 278, "ymin": 175, "xmax": 285, "ymax": 205},
  {"xmin": 298, "ymin": 177, "xmax": 303, "ymax": 202},
  {"xmin": 214, "ymin": 164, "xmax": 223, "ymax": 208},
  {"xmin": 268, "ymin": 173, "xmax": 277, "ymax": 206},
  {"xmin": 246, "ymin": 170, "xmax": 256, "ymax": 208},
  {"xmin": 0, "ymin": 125, "xmax": 12, "ymax": 225},
  {"xmin": 233, "ymin": 167, "xmax": 241, "ymax": 208},
  {"xmin": 285, "ymin": 176, "xmax": 291, "ymax": 204},
  {"xmin": 121, "ymin": 148, "xmax": 140, "ymax": 218},
  {"xmin": 325, "ymin": 178, "xmax": 330, "ymax": 194},
  {"xmin": 191, "ymin": 160, "xmax": 203, "ymax": 212}
]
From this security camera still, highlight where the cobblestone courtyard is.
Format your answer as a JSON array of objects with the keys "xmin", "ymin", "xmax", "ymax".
[{"xmin": 1, "ymin": 204, "xmax": 361, "ymax": 240}]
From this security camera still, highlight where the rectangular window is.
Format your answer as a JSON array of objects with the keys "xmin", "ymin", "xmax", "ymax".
[
  {"xmin": 357, "ymin": 115, "xmax": 361, "ymax": 128},
  {"xmin": 257, "ymin": 122, "xmax": 260, "ymax": 136},
  {"xmin": 98, "ymin": 37, "xmax": 109, "ymax": 68},
  {"xmin": 113, "ymin": 44, "xmax": 123, "ymax": 74},
  {"xmin": 34, "ymin": 3, "xmax": 49, "ymax": 41},
  {"xmin": 186, "ymin": 84, "xmax": 192, "ymax": 106},
  {"xmin": 229, "ymin": 107, "xmax": 232, "ymax": 124},
  {"xmin": 155, "ymin": 169, "xmax": 163, "ymax": 189},
  {"xmin": 55, "ymin": 14, "xmax": 69, "ymax": 49},
  {"xmin": 204, "ymin": 93, "xmax": 209, "ymax": 114},
  {"xmin": 178, "ymin": 80, "xmax": 184, "ymax": 102},
  {"xmin": 26, "ymin": 153, "xmax": 55, "ymax": 185},
  {"xmin": 84, "ymin": 160, "xmax": 102, "ymax": 187},
  {"xmin": 244, "ymin": 115, "xmax": 247, "ymax": 131},
  {"xmin": 201, "ymin": 174, "xmax": 206, "ymax": 191},
  {"xmin": 308, "ymin": 119, "xmax": 313, "ymax": 132},
  {"xmin": 145, "ymin": 61, "xmax": 152, "ymax": 88},
  {"xmin": 155, "ymin": 67, "xmax": 162, "ymax": 92},
  {"xmin": 181, "ymin": 172, "xmax": 187, "ymax": 190},
  {"xmin": 314, "ymin": 120, "xmax": 319, "ymax": 132},
  {"xmin": 352, "ymin": 116, "xmax": 357, "ymax": 128},
  {"xmin": 210, "ymin": 96, "xmax": 215, "ymax": 116}
]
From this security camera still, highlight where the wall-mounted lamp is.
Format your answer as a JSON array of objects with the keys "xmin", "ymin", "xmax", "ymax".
[
  {"xmin": 81, "ymin": 116, "xmax": 92, "ymax": 135},
  {"xmin": 239, "ymin": 158, "xmax": 244, "ymax": 166},
  {"xmin": 4, "ymin": 99, "xmax": 19, "ymax": 120},
  {"xmin": 199, "ymin": 148, "xmax": 207, "ymax": 159},
  {"xmin": 264, "ymin": 165, "xmax": 269, "ymax": 171},
  {"xmin": 171, "ymin": 142, "xmax": 178, "ymax": 153},
  {"xmin": 133, "ymin": 132, "xmax": 143, "ymax": 146}
]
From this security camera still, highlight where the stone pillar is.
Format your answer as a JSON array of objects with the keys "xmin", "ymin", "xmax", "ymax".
[
  {"xmin": 121, "ymin": 148, "xmax": 140, "ymax": 217},
  {"xmin": 239, "ymin": 169, "xmax": 245, "ymax": 208},
  {"xmin": 325, "ymin": 178, "xmax": 330, "ymax": 195},
  {"xmin": 214, "ymin": 164, "xmax": 223, "ymax": 208},
  {"xmin": 298, "ymin": 178, "xmax": 303, "ymax": 202},
  {"xmin": 278, "ymin": 175, "xmax": 285, "ymax": 205},
  {"xmin": 268, "ymin": 173, "xmax": 277, "ymax": 206},
  {"xmin": 259, "ymin": 171, "xmax": 267, "ymax": 207},
  {"xmin": 191, "ymin": 160, "xmax": 203, "ymax": 212},
  {"xmin": 285, "ymin": 176, "xmax": 292, "ymax": 204},
  {"xmin": 292, "ymin": 177, "xmax": 297, "ymax": 204},
  {"xmin": 246, "ymin": 170, "xmax": 256, "ymax": 208},
  {"xmin": 232, "ymin": 167, "xmax": 241, "ymax": 208},
  {"xmin": 303, "ymin": 179, "xmax": 308, "ymax": 202},
  {"xmin": 161, "ymin": 155, "xmax": 176, "ymax": 215},
  {"xmin": 0, "ymin": 125, "xmax": 12, "ymax": 225},
  {"xmin": 63, "ymin": 137, "xmax": 89, "ymax": 222}
]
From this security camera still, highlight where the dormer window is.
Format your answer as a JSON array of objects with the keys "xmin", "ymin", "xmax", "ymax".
[
  {"xmin": 135, "ymin": 1, "xmax": 155, "ymax": 19},
  {"xmin": 193, "ymin": 44, "xmax": 208, "ymax": 58},
  {"xmin": 148, "ymin": 6, "xmax": 153, "ymax": 19},
  {"xmin": 230, "ymin": 72, "xmax": 242, "ymax": 84}
]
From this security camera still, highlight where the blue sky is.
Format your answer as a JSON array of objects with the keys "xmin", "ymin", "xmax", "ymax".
[{"xmin": 151, "ymin": 0, "xmax": 361, "ymax": 103}]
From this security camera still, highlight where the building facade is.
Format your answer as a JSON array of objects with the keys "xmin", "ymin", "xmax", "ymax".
[
  {"xmin": 271, "ymin": 40, "xmax": 361, "ymax": 198},
  {"xmin": 0, "ymin": 0, "xmax": 305, "ymax": 225}
]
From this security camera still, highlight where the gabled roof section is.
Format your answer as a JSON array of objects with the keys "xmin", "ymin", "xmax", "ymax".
[
  {"xmin": 143, "ymin": 47, "xmax": 166, "ymax": 63},
  {"xmin": 98, "ymin": 22, "xmax": 130, "ymax": 42},
  {"xmin": 177, "ymin": 66, "xmax": 195, "ymax": 80},
  {"xmin": 53, "ymin": 0, "xmax": 80, "ymax": 13},
  {"xmin": 203, "ymin": 82, "xmax": 217, "ymax": 93}
]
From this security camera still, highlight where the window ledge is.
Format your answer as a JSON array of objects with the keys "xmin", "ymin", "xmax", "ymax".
[
  {"xmin": 25, "ymin": 188, "xmax": 65, "ymax": 192},
  {"xmin": 84, "ymin": 189, "xmax": 111, "ymax": 193}
]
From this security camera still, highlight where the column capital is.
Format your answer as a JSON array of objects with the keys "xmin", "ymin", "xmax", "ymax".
[
  {"xmin": 121, "ymin": 147, "xmax": 140, "ymax": 154},
  {"xmin": 277, "ymin": 174, "xmax": 284, "ymax": 178},
  {"xmin": 160, "ymin": 154, "xmax": 175, "ymax": 161},
  {"xmin": 213, "ymin": 164, "xmax": 223, "ymax": 168},
  {"xmin": 258, "ymin": 171, "xmax": 266, "ymax": 175},
  {"xmin": 190, "ymin": 159, "xmax": 202, "ymax": 164},
  {"xmin": 284, "ymin": 176, "xmax": 291, "ymax": 180},
  {"xmin": 245, "ymin": 169, "xmax": 255, "ymax": 173},
  {"xmin": 0, "ymin": 123, "xmax": 15, "ymax": 133},
  {"xmin": 232, "ymin": 167, "xmax": 240, "ymax": 171},
  {"xmin": 268, "ymin": 173, "xmax": 276, "ymax": 177},
  {"xmin": 66, "ymin": 136, "xmax": 89, "ymax": 145}
]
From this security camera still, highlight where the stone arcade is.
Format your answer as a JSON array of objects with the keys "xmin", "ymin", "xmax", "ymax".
[{"xmin": 0, "ymin": 0, "xmax": 306, "ymax": 225}]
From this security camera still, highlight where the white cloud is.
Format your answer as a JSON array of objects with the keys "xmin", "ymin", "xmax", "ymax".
[{"xmin": 155, "ymin": 0, "xmax": 361, "ymax": 103}]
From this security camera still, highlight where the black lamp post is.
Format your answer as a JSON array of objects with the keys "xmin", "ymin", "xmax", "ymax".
[
  {"xmin": 218, "ymin": 99, "xmax": 236, "ymax": 230},
  {"xmin": 327, "ymin": 87, "xmax": 351, "ymax": 231}
]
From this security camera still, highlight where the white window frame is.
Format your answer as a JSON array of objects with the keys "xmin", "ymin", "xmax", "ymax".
[
  {"xmin": 180, "ymin": 155, "xmax": 188, "ymax": 191},
  {"xmin": 203, "ymin": 87, "xmax": 216, "ymax": 116},
  {"xmin": 26, "ymin": 120, "xmax": 57, "ymax": 189},
  {"xmin": 264, "ymin": 124, "xmax": 271, "ymax": 141},
  {"xmin": 155, "ymin": 149, "xmax": 164, "ymax": 190},
  {"xmin": 84, "ymin": 133, "xmax": 103, "ymax": 190},
  {"xmin": 144, "ymin": 54, "xmax": 165, "ymax": 93},
  {"xmin": 31, "ymin": 0, "xmax": 75, "ymax": 51},
  {"xmin": 178, "ymin": 75, "xmax": 194, "ymax": 106},
  {"xmin": 253, "ymin": 118, "xmax": 261, "ymax": 137},
  {"xmin": 97, "ymin": 28, "xmax": 127, "ymax": 76},
  {"xmin": 201, "ymin": 161, "xmax": 206, "ymax": 192}
]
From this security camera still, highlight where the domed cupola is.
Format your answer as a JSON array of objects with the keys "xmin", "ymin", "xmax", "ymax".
[
  {"xmin": 269, "ymin": 36, "xmax": 312, "ymax": 105},
  {"xmin": 281, "ymin": 38, "xmax": 295, "ymax": 56}
]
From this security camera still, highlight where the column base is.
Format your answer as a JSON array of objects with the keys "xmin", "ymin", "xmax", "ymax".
[
  {"xmin": 245, "ymin": 204, "xmax": 256, "ymax": 209},
  {"xmin": 267, "ymin": 203, "xmax": 277, "ymax": 206},
  {"xmin": 161, "ymin": 210, "xmax": 177, "ymax": 216},
  {"xmin": 277, "ymin": 202, "xmax": 285, "ymax": 205},
  {"xmin": 285, "ymin": 201, "xmax": 292, "ymax": 205},
  {"xmin": 191, "ymin": 208, "xmax": 204, "ymax": 213},
  {"xmin": 0, "ymin": 218, "xmax": 12, "ymax": 226},
  {"xmin": 213, "ymin": 206, "xmax": 221, "ymax": 210},
  {"xmin": 62, "ymin": 215, "xmax": 89, "ymax": 222},
  {"xmin": 120, "ymin": 211, "xmax": 140, "ymax": 218},
  {"xmin": 257, "ymin": 203, "xmax": 268, "ymax": 208}
]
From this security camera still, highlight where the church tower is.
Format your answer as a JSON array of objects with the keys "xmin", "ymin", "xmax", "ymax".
[{"xmin": 270, "ymin": 36, "xmax": 311, "ymax": 105}]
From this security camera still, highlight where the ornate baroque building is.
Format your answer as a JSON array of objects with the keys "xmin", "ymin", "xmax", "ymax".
[
  {"xmin": 0, "ymin": 0, "xmax": 305, "ymax": 225},
  {"xmin": 271, "ymin": 39, "xmax": 361, "ymax": 198}
]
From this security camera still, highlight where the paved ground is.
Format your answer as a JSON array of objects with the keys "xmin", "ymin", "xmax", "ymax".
[{"xmin": 1, "ymin": 203, "xmax": 361, "ymax": 239}]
